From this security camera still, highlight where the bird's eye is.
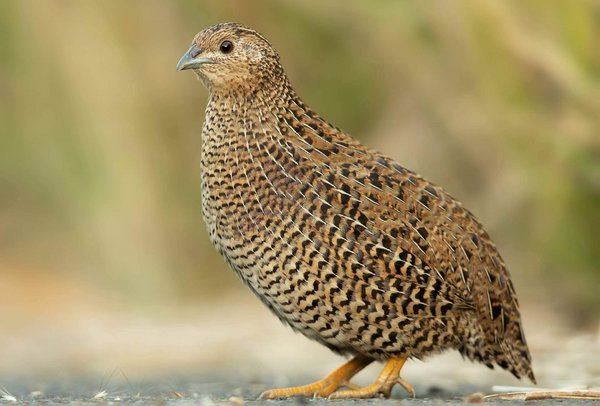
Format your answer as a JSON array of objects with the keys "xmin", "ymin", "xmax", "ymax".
[{"xmin": 220, "ymin": 40, "xmax": 233, "ymax": 54}]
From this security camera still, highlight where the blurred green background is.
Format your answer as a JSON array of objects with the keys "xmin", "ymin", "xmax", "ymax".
[{"xmin": 0, "ymin": 0, "xmax": 599, "ymax": 380}]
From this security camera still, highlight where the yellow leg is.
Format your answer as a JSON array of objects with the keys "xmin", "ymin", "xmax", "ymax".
[
  {"xmin": 329, "ymin": 356, "xmax": 415, "ymax": 399},
  {"xmin": 259, "ymin": 355, "xmax": 373, "ymax": 399}
]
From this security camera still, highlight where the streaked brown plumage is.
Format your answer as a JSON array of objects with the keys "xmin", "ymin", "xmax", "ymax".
[{"xmin": 177, "ymin": 22, "xmax": 535, "ymax": 399}]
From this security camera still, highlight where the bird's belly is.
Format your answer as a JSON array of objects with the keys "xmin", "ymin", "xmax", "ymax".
[
  {"xmin": 199, "ymin": 165, "xmax": 465, "ymax": 360},
  {"xmin": 199, "ymin": 169, "xmax": 352, "ymax": 349}
]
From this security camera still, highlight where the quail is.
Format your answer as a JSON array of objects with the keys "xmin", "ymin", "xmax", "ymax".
[{"xmin": 176, "ymin": 22, "xmax": 535, "ymax": 399}]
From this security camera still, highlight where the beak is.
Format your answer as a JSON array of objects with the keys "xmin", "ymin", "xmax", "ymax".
[{"xmin": 176, "ymin": 44, "xmax": 213, "ymax": 71}]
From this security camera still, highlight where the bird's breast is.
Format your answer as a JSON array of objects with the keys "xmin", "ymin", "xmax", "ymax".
[{"xmin": 199, "ymin": 118, "xmax": 302, "ymax": 287}]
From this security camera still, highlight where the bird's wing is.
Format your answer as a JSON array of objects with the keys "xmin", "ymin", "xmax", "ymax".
[
  {"xmin": 273, "ymin": 107, "xmax": 529, "ymax": 364},
  {"xmin": 297, "ymin": 138, "xmax": 519, "ymax": 337},
  {"xmin": 271, "ymin": 109, "xmax": 533, "ymax": 379}
]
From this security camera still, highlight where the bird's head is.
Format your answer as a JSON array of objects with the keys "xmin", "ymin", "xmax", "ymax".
[{"xmin": 177, "ymin": 22, "xmax": 285, "ymax": 93}]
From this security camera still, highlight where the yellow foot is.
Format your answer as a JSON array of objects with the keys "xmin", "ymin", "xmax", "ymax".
[
  {"xmin": 329, "ymin": 357, "xmax": 415, "ymax": 399},
  {"xmin": 259, "ymin": 355, "xmax": 372, "ymax": 399}
]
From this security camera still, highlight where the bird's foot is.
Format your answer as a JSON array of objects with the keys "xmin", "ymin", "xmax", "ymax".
[
  {"xmin": 258, "ymin": 355, "xmax": 372, "ymax": 399},
  {"xmin": 328, "ymin": 357, "xmax": 415, "ymax": 399},
  {"xmin": 259, "ymin": 379, "xmax": 353, "ymax": 399}
]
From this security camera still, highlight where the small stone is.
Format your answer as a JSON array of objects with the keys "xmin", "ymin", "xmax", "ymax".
[
  {"xmin": 228, "ymin": 395, "xmax": 244, "ymax": 405},
  {"xmin": 465, "ymin": 392, "xmax": 486, "ymax": 403}
]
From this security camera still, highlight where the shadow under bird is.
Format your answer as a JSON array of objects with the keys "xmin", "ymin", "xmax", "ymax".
[{"xmin": 176, "ymin": 22, "xmax": 535, "ymax": 399}]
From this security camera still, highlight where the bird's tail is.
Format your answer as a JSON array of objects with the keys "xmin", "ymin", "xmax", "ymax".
[
  {"xmin": 496, "ymin": 319, "xmax": 536, "ymax": 383},
  {"xmin": 459, "ymin": 317, "xmax": 536, "ymax": 383}
]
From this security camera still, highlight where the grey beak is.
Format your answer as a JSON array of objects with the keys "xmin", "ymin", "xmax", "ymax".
[{"xmin": 176, "ymin": 44, "xmax": 213, "ymax": 71}]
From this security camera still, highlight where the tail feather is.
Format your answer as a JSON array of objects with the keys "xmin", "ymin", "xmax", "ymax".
[
  {"xmin": 499, "ymin": 319, "xmax": 536, "ymax": 383},
  {"xmin": 459, "ymin": 317, "xmax": 535, "ymax": 383}
]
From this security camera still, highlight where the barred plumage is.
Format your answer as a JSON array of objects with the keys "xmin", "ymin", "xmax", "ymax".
[{"xmin": 177, "ymin": 22, "xmax": 535, "ymax": 399}]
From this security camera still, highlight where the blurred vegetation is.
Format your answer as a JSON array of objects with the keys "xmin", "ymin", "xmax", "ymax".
[{"xmin": 0, "ymin": 1, "xmax": 598, "ymax": 320}]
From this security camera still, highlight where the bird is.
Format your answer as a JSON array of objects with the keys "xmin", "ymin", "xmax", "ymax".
[{"xmin": 176, "ymin": 22, "xmax": 535, "ymax": 399}]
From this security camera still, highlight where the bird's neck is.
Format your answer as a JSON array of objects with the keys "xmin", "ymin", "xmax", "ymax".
[
  {"xmin": 207, "ymin": 76, "xmax": 295, "ymax": 109},
  {"xmin": 206, "ymin": 80, "xmax": 317, "ymax": 134},
  {"xmin": 203, "ymin": 79, "xmax": 359, "ymax": 172}
]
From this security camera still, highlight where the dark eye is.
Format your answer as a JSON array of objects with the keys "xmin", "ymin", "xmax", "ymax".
[{"xmin": 220, "ymin": 40, "xmax": 233, "ymax": 54}]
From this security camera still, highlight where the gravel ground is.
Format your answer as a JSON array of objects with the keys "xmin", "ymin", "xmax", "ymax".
[{"xmin": 1, "ymin": 376, "xmax": 599, "ymax": 405}]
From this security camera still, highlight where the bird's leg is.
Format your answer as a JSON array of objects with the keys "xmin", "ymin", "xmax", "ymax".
[
  {"xmin": 258, "ymin": 355, "xmax": 373, "ymax": 399},
  {"xmin": 328, "ymin": 356, "xmax": 415, "ymax": 399}
]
